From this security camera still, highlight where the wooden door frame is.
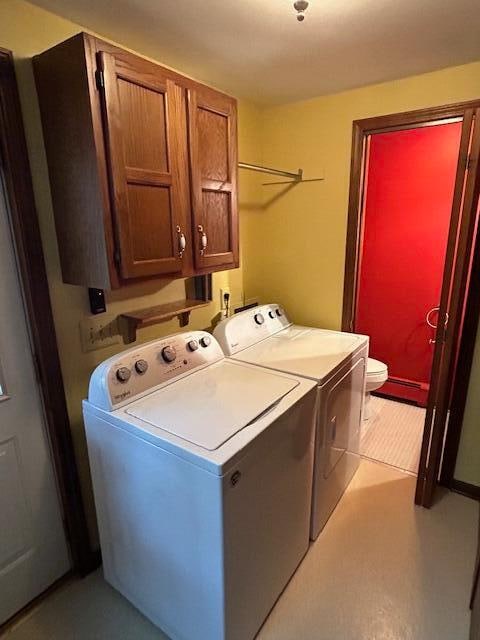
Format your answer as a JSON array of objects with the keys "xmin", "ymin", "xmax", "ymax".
[
  {"xmin": 440, "ymin": 167, "xmax": 480, "ymax": 499},
  {"xmin": 441, "ymin": 262, "xmax": 480, "ymax": 497},
  {"xmin": 0, "ymin": 49, "xmax": 96, "ymax": 575},
  {"xmin": 342, "ymin": 99, "xmax": 480, "ymax": 498}
]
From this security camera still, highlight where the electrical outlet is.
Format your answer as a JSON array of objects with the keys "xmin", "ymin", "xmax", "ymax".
[
  {"xmin": 79, "ymin": 314, "xmax": 121, "ymax": 352},
  {"xmin": 220, "ymin": 287, "xmax": 231, "ymax": 309}
]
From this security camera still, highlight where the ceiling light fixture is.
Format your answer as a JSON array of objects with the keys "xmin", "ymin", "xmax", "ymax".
[{"xmin": 293, "ymin": 0, "xmax": 309, "ymax": 21}]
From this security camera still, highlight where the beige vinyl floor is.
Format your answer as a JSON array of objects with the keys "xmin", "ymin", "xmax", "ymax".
[
  {"xmin": 361, "ymin": 395, "xmax": 425, "ymax": 474},
  {"xmin": 3, "ymin": 460, "xmax": 478, "ymax": 640}
]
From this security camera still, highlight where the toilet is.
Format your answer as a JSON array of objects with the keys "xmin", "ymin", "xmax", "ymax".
[{"xmin": 364, "ymin": 358, "xmax": 388, "ymax": 420}]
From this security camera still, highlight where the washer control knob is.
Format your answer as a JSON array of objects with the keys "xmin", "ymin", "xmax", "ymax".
[
  {"xmin": 200, "ymin": 335, "xmax": 211, "ymax": 348},
  {"xmin": 134, "ymin": 359, "xmax": 148, "ymax": 375},
  {"xmin": 161, "ymin": 345, "xmax": 177, "ymax": 363},
  {"xmin": 276, "ymin": 308, "xmax": 283, "ymax": 317},
  {"xmin": 187, "ymin": 339, "xmax": 199, "ymax": 352},
  {"xmin": 254, "ymin": 313, "xmax": 265, "ymax": 325},
  {"xmin": 116, "ymin": 366, "xmax": 131, "ymax": 383},
  {"xmin": 268, "ymin": 310, "xmax": 275, "ymax": 319}
]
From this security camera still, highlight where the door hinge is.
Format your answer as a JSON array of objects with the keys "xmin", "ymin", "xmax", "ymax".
[
  {"xmin": 95, "ymin": 69, "xmax": 105, "ymax": 91},
  {"xmin": 114, "ymin": 248, "xmax": 121, "ymax": 267}
]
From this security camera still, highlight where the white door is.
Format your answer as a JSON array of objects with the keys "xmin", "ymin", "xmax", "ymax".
[{"xmin": 0, "ymin": 178, "xmax": 70, "ymax": 624}]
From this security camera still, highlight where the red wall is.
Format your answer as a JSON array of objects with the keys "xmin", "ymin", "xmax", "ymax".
[{"xmin": 355, "ymin": 122, "xmax": 462, "ymax": 404}]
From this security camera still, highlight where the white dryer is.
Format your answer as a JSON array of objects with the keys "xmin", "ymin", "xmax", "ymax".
[
  {"xmin": 83, "ymin": 330, "xmax": 317, "ymax": 640},
  {"xmin": 214, "ymin": 304, "xmax": 369, "ymax": 540}
]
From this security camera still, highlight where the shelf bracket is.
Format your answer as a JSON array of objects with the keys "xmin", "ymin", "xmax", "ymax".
[{"xmin": 178, "ymin": 311, "xmax": 191, "ymax": 328}]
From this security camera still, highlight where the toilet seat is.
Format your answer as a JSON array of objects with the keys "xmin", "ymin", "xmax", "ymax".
[
  {"xmin": 366, "ymin": 358, "xmax": 388, "ymax": 387},
  {"xmin": 367, "ymin": 357, "xmax": 387, "ymax": 376},
  {"xmin": 364, "ymin": 358, "xmax": 388, "ymax": 419}
]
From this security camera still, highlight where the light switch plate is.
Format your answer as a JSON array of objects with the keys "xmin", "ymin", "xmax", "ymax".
[{"xmin": 79, "ymin": 314, "xmax": 121, "ymax": 352}]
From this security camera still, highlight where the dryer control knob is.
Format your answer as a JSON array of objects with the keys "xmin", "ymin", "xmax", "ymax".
[
  {"xmin": 254, "ymin": 313, "xmax": 265, "ymax": 325},
  {"xmin": 200, "ymin": 335, "xmax": 211, "ymax": 348},
  {"xmin": 187, "ymin": 339, "xmax": 199, "ymax": 351},
  {"xmin": 268, "ymin": 310, "xmax": 275, "ymax": 319},
  {"xmin": 134, "ymin": 359, "xmax": 148, "ymax": 375},
  {"xmin": 161, "ymin": 345, "xmax": 177, "ymax": 363},
  {"xmin": 116, "ymin": 366, "xmax": 131, "ymax": 383},
  {"xmin": 276, "ymin": 308, "xmax": 283, "ymax": 317}
]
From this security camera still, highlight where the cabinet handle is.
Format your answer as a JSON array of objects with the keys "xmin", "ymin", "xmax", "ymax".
[
  {"xmin": 197, "ymin": 225, "xmax": 208, "ymax": 256},
  {"xmin": 176, "ymin": 225, "xmax": 186, "ymax": 258}
]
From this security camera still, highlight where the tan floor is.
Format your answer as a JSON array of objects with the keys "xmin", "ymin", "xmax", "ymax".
[
  {"xmin": 3, "ymin": 461, "xmax": 478, "ymax": 640},
  {"xmin": 361, "ymin": 396, "xmax": 425, "ymax": 473}
]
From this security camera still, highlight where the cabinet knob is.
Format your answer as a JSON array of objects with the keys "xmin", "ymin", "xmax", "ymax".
[
  {"xmin": 197, "ymin": 225, "xmax": 208, "ymax": 256},
  {"xmin": 176, "ymin": 225, "xmax": 186, "ymax": 258}
]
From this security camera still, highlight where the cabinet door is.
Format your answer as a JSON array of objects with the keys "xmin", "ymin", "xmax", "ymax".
[
  {"xmin": 187, "ymin": 87, "xmax": 238, "ymax": 271},
  {"xmin": 99, "ymin": 52, "xmax": 189, "ymax": 279}
]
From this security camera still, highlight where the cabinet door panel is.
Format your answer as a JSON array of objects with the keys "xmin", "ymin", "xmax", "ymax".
[
  {"xmin": 127, "ymin": 185, "xmax": 174, "ymax": 261},
  {"xmin": 198, "ymin": 108, "xmax": 229, "ymax": 182},
  {"xmin": 99, "ymin": 52, "xmax": 188, "ymax": 279},
  {"xmin": 117, "ymin": 78, "xmax": 169, "ymax": 172},
  {"xmin": 202, "ymin": 191, "xmax": 231, "ymax": 254},
  {"xmin": 188, "ymin": 88, "xmax": 238, "ymax": 271}
]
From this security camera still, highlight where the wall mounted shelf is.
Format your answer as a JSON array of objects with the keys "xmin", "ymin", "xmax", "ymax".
[{"xmin": 119, "ymin": 299, "xmax": 209, "ymax": 344}]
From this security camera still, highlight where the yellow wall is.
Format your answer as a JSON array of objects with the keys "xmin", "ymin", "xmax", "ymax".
[
  {"xmin": 242, "ymin": 62, "xmax": 480, "ymax": 486},
  {"xmin": 0, "ymin": 0, "xmax": 263, "ymax": 542}
]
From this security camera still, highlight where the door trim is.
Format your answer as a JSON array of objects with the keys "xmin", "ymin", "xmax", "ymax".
[
  {"xmin": 450, "ymin": 480, "xmax": 480, "ymax": 501},
  {"xmin": 0, "ymin": 49, "xmax": 96, "ymax": 574},
  {"xmin": 440, "ymin": 201, "xmax": 480, "ymax": 489},
  {"xmin": 342, "ymin": 99, "xmax": 480, "ymax": 498},
  {"xmin": 415, "ymin": 107, "xmax": 480, "ymax": 507}
]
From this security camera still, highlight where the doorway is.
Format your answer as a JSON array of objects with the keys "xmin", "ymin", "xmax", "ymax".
[
  {"xmin": 0, "ymin": 47, "xmax": 94, "ymax": 629},
  {"xmin": 354, "ymin": 121, "xmax": 463, "ymax": 474},
  {"xmin": 0, "ymin": 151, "xmax": 70, "ymax": 624},
  {"xmin": 342, "ymin": 101, "xmax": 480, "ymax": 506},
  {"xmin": 356, "ymin": 122, "xmax": 462, "ymax": 406}
]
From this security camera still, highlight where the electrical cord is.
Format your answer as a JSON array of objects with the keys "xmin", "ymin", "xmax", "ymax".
[{"xmin": 224, "ymin": 292, "xmax": 231, "ymax": 317}]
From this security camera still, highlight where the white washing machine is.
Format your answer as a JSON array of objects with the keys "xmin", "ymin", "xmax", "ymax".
[
  {"xmin": 214, "ymin": 304, "xmax": 369, "ymax": 540},
  {"xmin": 83, "ymin": 330, "xmax": 317, "ymax": 640}
]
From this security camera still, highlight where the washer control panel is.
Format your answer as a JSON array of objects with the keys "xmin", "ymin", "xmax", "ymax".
[
  {"xmin": 213, "ymin": 303, "xmax": 291, "ymax": 355},
  {"xmin": 88, "ymin": 330, "xmax": 224, "ymax": 411}
]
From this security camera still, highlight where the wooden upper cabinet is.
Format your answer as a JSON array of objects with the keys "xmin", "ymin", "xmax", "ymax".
[
  {"xmin": 187, "ymin": 87, "xmax": 238, "ymax": 271},
  {"xmin": 33, "ymin": 33, "xmax": 238, "ymax": 289},
  {"xmin": 99, "ymin": 52, "xmax": 188, "ymax": 279}
]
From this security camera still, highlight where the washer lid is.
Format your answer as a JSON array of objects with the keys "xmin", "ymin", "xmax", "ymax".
[
  {"xmin": 232, "ymin": 328, "xmax": 366, "ymax": 382},
  {"xmin": 125, "ymin": 360, "xmax": 298, "ymax": 451}
]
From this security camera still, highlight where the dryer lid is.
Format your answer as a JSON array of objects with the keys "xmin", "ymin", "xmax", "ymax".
[
  {"xmin": 232, "ymin": 328, "xmax": 366, "ymax": 382},
  {"xmin": 125, "ymin": 360, "xmax": 299, "ymax": 451}
]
